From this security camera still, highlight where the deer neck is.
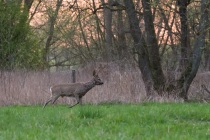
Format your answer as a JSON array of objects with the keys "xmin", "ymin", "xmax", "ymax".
[{"xmin": 84, "ymin": 79, "xmax": 95, "ymax": 90}]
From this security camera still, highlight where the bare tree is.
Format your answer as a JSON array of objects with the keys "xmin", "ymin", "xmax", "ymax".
[
  {"xmin": 142, "ymin": 0, "xmax": 165, "ymax": 94},
  {"xmin": 178, "ymin": 0, "xmax": 210, "ymax": 100},
  {"xmin": 115, "ymin": 1, "xmax": 128, "ymax": 59},
  {"xmin": 101, "ymin": 0, "xmax": 113, "ymax": 61},
  {"xmin": 124, "ymin": 0, "xmax": 209, "ymax": 100},
  {"xmin": 44, "ymin": 0, "xmax": 63, "ymax": 63},
  {"xmin": 123, "ymin": 0, "xmax": 153, "ymax": 96},
  {"xmin": 177, "ymin": 0, "xmax": 191, "ymax": 70}
]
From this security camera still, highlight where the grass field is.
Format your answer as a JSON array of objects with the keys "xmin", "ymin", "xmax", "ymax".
[{"xmin": 0, "ymin": 103, "xmax": 210, "ymax": 140}]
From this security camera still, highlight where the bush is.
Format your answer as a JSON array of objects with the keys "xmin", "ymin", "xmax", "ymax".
[{"xmin": 0, "ymin": 1, "xmax": 44, "ymax": 70}]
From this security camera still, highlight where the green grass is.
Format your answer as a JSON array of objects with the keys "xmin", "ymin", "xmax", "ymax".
[{"xmin": 0, "ymin": 103, "xmax": 210, "ymax": 140}]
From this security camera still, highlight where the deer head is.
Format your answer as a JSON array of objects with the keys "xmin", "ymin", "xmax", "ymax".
[{"xmin": 93, "ymin": 70, "xmax": 103, "ymax": 85}]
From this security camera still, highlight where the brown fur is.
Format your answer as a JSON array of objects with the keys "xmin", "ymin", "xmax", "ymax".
[{"xmin": 43, "ymin": 70, "xmax": 103, "ymax": 108}]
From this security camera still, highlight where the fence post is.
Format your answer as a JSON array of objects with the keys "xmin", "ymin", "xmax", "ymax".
[{"xmin": 72, "ymin": 70, "xmax": 76, "ymax": 83}]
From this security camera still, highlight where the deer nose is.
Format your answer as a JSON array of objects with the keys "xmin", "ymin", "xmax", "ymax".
[{"xmin": 98, "ymin": 81, "xmax": 103, "ymax": 85}]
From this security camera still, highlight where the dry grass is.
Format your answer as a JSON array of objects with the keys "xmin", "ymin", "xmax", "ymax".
[
  {"xmin": 0, "ymin": 62, "xmax": 210, "ymax": 106},
  {"xmin": 0, "ymin": 62, "xmax": 146, "ymax": 106},
  {"xmin": 188, "ymin": 72, "xmax": 210, "ymax": 101}
]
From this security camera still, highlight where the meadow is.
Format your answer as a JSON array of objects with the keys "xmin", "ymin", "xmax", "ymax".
[
  {"xmin": 0, "ymin": 103, "xmax": 210, "ymax": 140},
  {"xmin": 1, "ymin": 64, "xmax": 210, "ymax": 140}
]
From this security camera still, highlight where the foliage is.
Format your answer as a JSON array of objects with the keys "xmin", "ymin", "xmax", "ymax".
[
  {"xmin": 0, "ymin": 1, "xmax": 44, "ymax": 70},
  {"xmin": 0, "ymin": 103, "xmax": 210, "ymax": 139}
]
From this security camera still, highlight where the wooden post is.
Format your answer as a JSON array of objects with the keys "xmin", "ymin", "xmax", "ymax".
[{"xmin": 72, "ymin": 70, "xmax": 76, "ymax": 83}]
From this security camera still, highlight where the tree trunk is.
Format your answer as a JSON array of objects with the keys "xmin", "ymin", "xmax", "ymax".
[
  {"xmin": 177, "ymin": 0, "xmax": 209, "ymax": 100},
  {"xmin": 123, "ymin": 0, "xmax": 153, "ymax": 96},
  {"xmin": 204, "ymin": 24, "xmax": 210, "ymax": 70},
  {"xmin": 101, "ymin": 0, "xmax": 113, "ymax": 61},
  {"xmin": 177, "ymin": 0, "xmax": 191, "ymax": 71},
  {"xmin": 142, "ymin": 0, "xmax": 165, "ymax": 94},
  {"xmin": 117, "ymin": 8, "xmax": 127, "ymax": 59},
  {"xmin": 44, "ymin": 0, "xmax": 63, "ymax": 63}
]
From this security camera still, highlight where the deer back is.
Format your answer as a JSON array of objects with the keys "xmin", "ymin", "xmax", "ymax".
[{"xmin": 50, "ymin": 83, "xmax": 84, "ymax": 95}]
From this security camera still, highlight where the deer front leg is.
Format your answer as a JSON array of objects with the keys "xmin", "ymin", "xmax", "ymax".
[
  {"xmin": 79, "ymin": 97, "xmax": 82, "ymax": 105},
  {"xmin": 69, "ymin": 94, "xmax": 80, "ymax": 108}
]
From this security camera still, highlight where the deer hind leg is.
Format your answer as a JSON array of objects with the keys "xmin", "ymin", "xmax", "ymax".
[
  {"xmin": 52, "ymin": 95, "xmax": 60, "ymax": 104},
  {"xmin": 43, "ymin": 97, "xmax": 53, "ymax": 108},
  {"xmin": 43, "ymin": 95, "xmax": 60, "ymax": 109}
]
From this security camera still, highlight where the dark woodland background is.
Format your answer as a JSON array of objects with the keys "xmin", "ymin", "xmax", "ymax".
[{"xmin": 0, "ymin": 0, "xmax": 209, "ymax": 105}]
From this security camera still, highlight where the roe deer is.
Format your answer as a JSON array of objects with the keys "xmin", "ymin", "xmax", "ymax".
[{"xmin": 43, "ymin": 69, "xmax": 103, "ymax": 108}]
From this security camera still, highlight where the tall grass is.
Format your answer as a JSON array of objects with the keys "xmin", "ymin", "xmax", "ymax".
[
  {"xmin": 0, "ymin": 103, "xmax": 210, "ymax": 140},
  {"xmin": 0, "ymin": 62, "xmax": 210, "ymax": 106},
  {"xmin": 0, "ymin": 62, "xmax": 146, "ymax": 106}
]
